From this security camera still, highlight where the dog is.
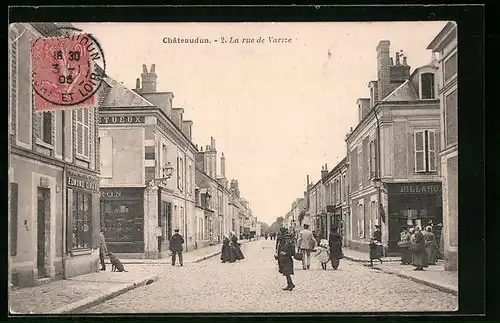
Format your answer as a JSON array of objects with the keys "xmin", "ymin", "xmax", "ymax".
[{"xmin": 108, "ymin": 252, "xmax": 128, "ymax": 272}]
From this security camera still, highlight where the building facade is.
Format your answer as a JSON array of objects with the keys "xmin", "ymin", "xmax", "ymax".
[
  {"xmin": 9, "ymin": 23, "xmax": 101, "ymax": 287},
  {"xmin": 323, "ymin": 158, "xmax": 349, "ymax": 246},
  {"xmin": 346, "ymin": 40, "xmax": 442, "ymax": 255},
  {"xmin": 99, "ymin": 65, "xmax": 197, "ymax": 258},
  {"xmin": 427, "ymin": 22, "xmax": 458, "ymax": 271}
]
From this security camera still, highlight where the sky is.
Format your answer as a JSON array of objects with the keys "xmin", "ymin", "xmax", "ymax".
[{"xmin": 75, "ymin": 21, "xmax": 448, "ymax": 226}]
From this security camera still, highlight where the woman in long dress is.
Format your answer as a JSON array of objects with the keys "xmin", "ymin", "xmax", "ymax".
[
  {"xmin": 423, "ymin": 226, "xmax": 438, "ymax": 265},
  {"xmin": 398, "ymin": 227, "xmax": 412, "ymax": 265},
  {"xmin": 276, "ymin": 232, "xmax": 296, "ymax": 291},
  {"xmin": 230, "ymin": 232, "xmax": 245, "ymax": 260},
  {"xmin": 411, "ymin": 226, "xmax": 427, "ymax": 271},
  {"xmin": 328, "ymin": 225, "xmax": 343, "ymax": 270},
  {"xmin": 220, "ymin": 235, "xmax": 236, "ymax": 263}
]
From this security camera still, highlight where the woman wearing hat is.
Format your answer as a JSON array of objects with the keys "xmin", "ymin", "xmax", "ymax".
[
  {"xmin": 276, "ymin": 232, "xmax": 296, "ymax": 291},
  {"xmin": 328, "ymin": 225, "xmax": 343, "ymax": 270}
]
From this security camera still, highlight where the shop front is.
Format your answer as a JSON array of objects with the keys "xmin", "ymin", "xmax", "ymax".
[
  {"xmin": 387, "ymin": 182, "xmax": 443, "ymax": 253},
  {"xmin": 100, "ymin": 187, "xmax": 145, "ymax": 254},
  {"xmin": 326, "ymin": 206, "xmax": 342, "ymax": 240},
  {"xmin": 64, "ymin": 168, "xmax": 101, "ymax": 279}
]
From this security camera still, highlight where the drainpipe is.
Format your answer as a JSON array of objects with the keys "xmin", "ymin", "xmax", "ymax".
[
  {"xmin": 61, "ymin": 111, "xmax": 67, "ymax": 279},
  {"xmin": 184, "ymin": 152, "xmax": 188, "ymax": 252},
  {"xmin": 373, "ymin": 105, "xmax": 383, "ymax": 227}
]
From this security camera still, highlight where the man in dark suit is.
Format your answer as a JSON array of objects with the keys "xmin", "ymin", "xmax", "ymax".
[{"xmin": 169, "ymin": 229, "xmax": 184, "ymax": 266}]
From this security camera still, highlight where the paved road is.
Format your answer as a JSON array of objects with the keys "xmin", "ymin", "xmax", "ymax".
[{"xmin": 84, "ymin": 239, "xmax": 458, "ymax": 313}]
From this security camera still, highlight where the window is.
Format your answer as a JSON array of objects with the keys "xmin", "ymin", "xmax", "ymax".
[
  {"xmin": 369, "ymin": 139, "xmax": 377, "ymax": 179},
  {"xmin": 76, "ymin": 108, "xmax": 92, "ymax": 159},
  {"xmin": 162, "ymin": 144, "xmax": 168, "ymax": 166},
  {"xmin": 72, "ymin": 191, "xmax": 92, "ymax": 250},
  {"xmin": 177, "ymin": 157, "xmax": 184, "ymax": 191},
  {"xmin": 10, "ymin": 31, "xmax": 18, "ymax": 135},
  {"xmin": 188, "ymin": 164, "xmax": 192, "ymax": 194},
  {"xmin": 179, "ymin": 206, "xmax": 185, "ymax": 235},
  {"xmin": 38, "ymin": 112, "xmax": 53, "ymax": 145},
  {"xmin": 445, "ymin": 89, "xmax": 458, "ymax": 147},
  {"xmin": 357, "ymin": 145, "xmax": 363, "ymax": 187},
  {"xmin": 357, "ymin": 202, "xmax": 365, "ymax": 238},
  {"xmin": 145, "ymin": 146, "xmax": 155, "ymax": 160},
  {"xmin": 342, "ymin": 173, "xmax": 347, "ymax": 202},
  {"xmin": 421, "ymin": 73, "xmax": 436, "ymax": 99},
  {"xmin": 444, "ymin": 52, "xmax": 457, "ymax": 83},
  {"xmin": 414, "ymin": 130, "xmax": 437, "ymax": 173}
]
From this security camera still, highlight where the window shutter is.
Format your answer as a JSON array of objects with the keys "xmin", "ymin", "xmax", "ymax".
[
  {"xmin": 66, "ymin": 188, "xmax": 74, "ymax": 252},
  {"xmin": 373, "ymin": 138, "xmax": 378, "ymax": 177},
  {"xmin": 428, "ymin": 130, "xmax": 437, "ymax": 171},
  {"xmin": 91, "ymin": 193, "xmax": 100, "ymax": 249},
  {"xmin": 10, "ymin": 182, "xmax": 18, "ymax": 256},
  {"xmin": 176, "ymin": 157, "xmax": 180, "ymax": 188},
  {"xmin": 414, "ymin": 131, "xmax": 425, "ymax": 172}
]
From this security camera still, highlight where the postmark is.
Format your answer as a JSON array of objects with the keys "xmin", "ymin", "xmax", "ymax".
[{"xmin": 30, "ymin": 27, "xmax": 106, "ymax": 111}]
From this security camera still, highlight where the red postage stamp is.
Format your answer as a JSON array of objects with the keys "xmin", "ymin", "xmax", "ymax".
[{"xmin": 31, "ymin": 32, "xmax": 105, "ymax": 111}]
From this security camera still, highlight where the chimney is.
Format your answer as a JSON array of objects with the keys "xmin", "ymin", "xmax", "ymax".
[
  {"xmin": 321, "ymin": 165, "xmax": 328, "ymax": 180},
  {"xmin": 395, "ymin": 51, "xmax": 401, "ymax": 66},
  {"xmin": 390, "ymin": 51, "xmax": 411, "ymax": 85},
  {"xmin": 206, "ymin": 145, "xmax": 210, "ymax": 151},
  {"xmin": 211, "ymin": 136, "xmax": 216, "ymax": 151},
  {"xmin": 403, "ymin": 56, "xmax": 408, "ymax": 66},
  {"xmin": 221, "ymin": 152, "xmax": 226, "ymax": 178},
  {"xmin": 135, "ymin": 78, "xmax": 141, "ymax": 90},
  {"xmin": 390, "ymin": 57, "xmax": 394, "ymax": 66},
  {"xmin": 141, "ymin": 64, "xmax": 157, "ymax": 93},
  {"xmin": 182, "ymin": 120, "xmax": 193, "ymax": 140},
  {"xmin": 171, "ymin": 108, "xmax": 184, "ymax": 129},
  {"xmin": 376, "ymin": 40, "xmax": 391, "ymax": 101},
  {"xmin": 195, "ymin": 144, "xmax": 198, "ymax": 150},
  {"xmin": 195, "ymin": 149, "xmax": 205, "ymax": 172}
]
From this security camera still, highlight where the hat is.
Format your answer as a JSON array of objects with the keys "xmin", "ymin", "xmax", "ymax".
[
  {"xmin": 174, "ymin": 229, "xmax": 180, "ymax": 232},
  {"xmin": 375, "ymin": 225, "xmax": 381, "ymax": 229}
]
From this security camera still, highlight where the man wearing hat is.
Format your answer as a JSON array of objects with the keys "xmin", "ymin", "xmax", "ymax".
[
  {"xmin": 169, "ymin": 229, "xmax": 185, "ymax": 266},
  {"xmin": 297, "ymin": 223, "xmax": 316, "ymax": 270}
]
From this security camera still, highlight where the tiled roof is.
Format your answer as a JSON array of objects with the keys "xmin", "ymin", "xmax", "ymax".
[
  {"xmin": 382, "ymin": 80, "xmax": 419, "ymax": 102},
  {"xmin": 101, "ymin": 76, "xmax": 155, "ymax": 108}
]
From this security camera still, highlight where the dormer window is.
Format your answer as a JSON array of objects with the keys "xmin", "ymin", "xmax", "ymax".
[{"xmin": 421, "ymin": 72, "xmax": 436, "ymax": 99}]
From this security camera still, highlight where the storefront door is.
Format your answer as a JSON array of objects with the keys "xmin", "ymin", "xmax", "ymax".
[{"xmin": 36, "ymin": 187, "xmax": 50, "ymax": 278}]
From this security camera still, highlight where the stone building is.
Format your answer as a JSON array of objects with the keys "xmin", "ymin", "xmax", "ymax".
[
  {"xmin": 9, "ymin": 23, "xmax": 101, "ymax": 287},
  {"xmin": 346, "ymin": 40, "xmax": 442, "ymax": 255},
  {"xmin": 323, "ymin": 158, "xmax": 349, "ymax": 245},
  {"xmin": 98, "ymin": 64, "xmax": 197, "ymax": 258},
  {"xmin": 427, "ymin": 22, "xmax": 458, "ymax": 271}
]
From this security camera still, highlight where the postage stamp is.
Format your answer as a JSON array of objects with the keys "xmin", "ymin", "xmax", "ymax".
[{"xmin": 30, "ymin": 29, "xmax": 106, "ymax": 111}]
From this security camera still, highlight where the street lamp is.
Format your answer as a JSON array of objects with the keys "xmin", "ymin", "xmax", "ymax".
[
  {"xmin": 147, "ymin": 162, "xmax": 174, "ymax": 187},
  {"xmin": 371, "ymin": 178, "xmax": 385, "ymax": 226}
]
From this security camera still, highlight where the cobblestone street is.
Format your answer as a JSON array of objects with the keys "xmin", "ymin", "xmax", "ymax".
[{"xmin": 84, "ymin": 239, "xmax": 458, "ymax": 313}]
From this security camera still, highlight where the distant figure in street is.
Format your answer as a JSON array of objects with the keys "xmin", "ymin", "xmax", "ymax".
[
  {"xmin": 230, "ymin": 231, "xmax": 245, "ymax": 260},
  {"xmin": 423, "ymin": 226, "xmax": 438, "ymax": 265},
  {"xmin": 264, "ymin": 233, "xmax": 268, "ymax": 240},
  {"xmin": 297, "ymin": 224, "xmax": 317, "ymax": 270},
  {"xmin": 411, "ymin": 226, "xmax": 427, "ymax": 271},
  {"xmin": 398, "ymin": 227, "xmax": 412, "ymax": 265},
  {"xmin": 275, "ymin": 228, "xmax": 287, "ymax": 253},
  {"xmin": 314, "ymin": 239, "xmax": 330, "ymax": 270},
  {"xmin": 221, "ymin": 235, "xmax": 236, "ymax": 263},
  {"xmin": 209, "ymin": 230, "xmax": 215, "ymax": 246},
  {"xmin": 99, "ymin": 228, "xmax": 108, "ymax": 271},
  {"xmin": 369, "ymin": 225, "xmax": 383, "ymax": 266},
  {"xmin": 169, "ymin": 229, "xmax": 184, "ymax": 266},
  {"xmin": 328, "ymin": 225, "xmax": 343, "ymax": 270},
  {"xmin": 276, "ymin": 232, "xmax": 296, "ymax": 291}
]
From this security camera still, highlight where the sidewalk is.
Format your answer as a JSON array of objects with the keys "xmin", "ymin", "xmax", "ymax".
[
  {"xmin": 343, "ymin": 248, "xmax": 458, "ymax": 296},
  {"xmin": 9, "ymin": 241, "xmax": 250, "ymax": 315}
]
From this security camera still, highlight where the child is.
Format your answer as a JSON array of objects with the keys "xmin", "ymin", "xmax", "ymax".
[{"xmin": 315, "ymin": 239, "xmax": 330, "ymax": 270}]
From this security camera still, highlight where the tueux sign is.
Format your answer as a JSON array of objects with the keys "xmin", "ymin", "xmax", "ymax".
[{"xmin": 100, "ymin": 116, "xmax": 145, "ymax": 124}]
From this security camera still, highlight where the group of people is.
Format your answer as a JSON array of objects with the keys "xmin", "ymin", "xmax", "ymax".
[
  {"xmin": 265, "ymin": 232, "xmax": 278, "ymax": 240},
  {"xmin": 274, "ymin": 224, "xmax": 344, "ymax": 291},
  {"xmin": 220, "ymin": 231, "xmax": 245, "ymax": 263},
  {"xmin": 399, "ymin": 224, "xmax": 441, "ymax": 271}
]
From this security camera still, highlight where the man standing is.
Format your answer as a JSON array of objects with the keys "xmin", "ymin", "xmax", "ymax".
[
  {"xmin": 99, "ymin": 228, "xmax": 108, "ymax": 271},
  {"xmin": 169, "ymin": 229, "xmax": 184, "ymax": 266},
  {"xmin": 297, "ymin": 224, "xmax": 317, "ymax": 270}
]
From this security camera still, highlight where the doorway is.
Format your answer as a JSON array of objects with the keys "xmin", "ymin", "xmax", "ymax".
[
  {"xmin": 158, "ymin": 202, "xmax": 172, "ymax": 255},
  {"xmin": 37, "ymin": 187, "xmax": 50, "ymax": 278}
]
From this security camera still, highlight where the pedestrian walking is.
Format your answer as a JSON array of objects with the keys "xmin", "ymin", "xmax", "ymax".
[
  {"xmin": 423, "ymin": 226, "xmax": 438, "ymax": 265},
  {"xmin": 410, "ymin": 226, "xmax": 427, "ymax": 271},
  {"xmin": 221, "ymin": 235, "xmax": 236, "ymax": 263},
  {"xmin": 369, "ymin": 225, "xmax": 384, "ymax": 266},
  {"xmin": 275, "ymin": 232, "xmax": 296, "ymax": 291},
  {"xmin": 328, "ymin": 225, "xmax": 343, "ymax": 270},
  {"xmin": 169, "ymin": 229, "xmax": 184, "ymax": 266},
  {"xmin": 99, "ymin": 228, "xmax": 108, "ymax": 271},
  {"xmin": 314, "ymin": 239, "xmax": 330, "ymax": 270},
  {"xmin": 230, "ymin": 231, "xmax": 245, "ymax": 260},
  {"xmin": 297, "ymin": 224, "xmax": 317, "ymax": 270},
  {"xmin": 398, "ymin": 227, "xmax": 412, "ymax": 265}
]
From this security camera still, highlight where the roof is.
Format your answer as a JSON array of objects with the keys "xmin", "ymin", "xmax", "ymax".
[
  {"xmin": 381, "ymin": 80, "xmax": 419, "ymax": 102},
  {"xmin": 101, "ymin": 76, "xmax": 155, "ymax": 108},
  {"xmin": 426, "ymin": 22, "xmax": 457, "ymax": 51}
]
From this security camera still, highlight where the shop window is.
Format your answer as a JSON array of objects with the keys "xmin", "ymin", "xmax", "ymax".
[
  {"xmin": 421, "ymin": 73, "xmax": 436, "ymax": 99},
  {"xmin": 76, "ymin": 108, "xmax": 91, "ymax": 159},
  {"xmin": 72, "ymin": 191, "xmax": 92, "ymax": 250},
  {"xmin": 414, "ymin": 130, "xmax": 437, "ymax": 173},
  {"xmin": 10, "ymin": 182, "xmax": 18, "ymax": 256},
  {"xmin": 445, "ymin": 89, "xmax": 458, "ymax": 147},
  {"xmin": 145, "ymin": 146, "xmax": 155, "ymax": 160},
  {"xmin": 103, "ymin": 200, "xmax": 143, "ymax": 243}
]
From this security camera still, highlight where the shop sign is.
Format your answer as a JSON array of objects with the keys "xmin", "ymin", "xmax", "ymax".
[
  {"xmin": 100, "ymin": 187, "xmax": 144, "ymax": 199},
  {"xmin": 100, "ymin": 116, "xmax": 145, "ymax": 124},
  {"xmin": 67, "ymin": 171, "xmax": 99, "ymax": 192},
  {"xmin": 390, "ymin": 183, "xmax": 442, "ymax": 194}
]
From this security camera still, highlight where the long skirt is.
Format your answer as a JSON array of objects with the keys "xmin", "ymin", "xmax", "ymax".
[
  {"xmin": 330, "ymin": 257, "xmax": 340, "ymax": 269},
  {"xmin": 369, "ymin": 243, "xmax": 384, "ymax": 260},
  {"xmin": 232, "ymin": 244, "xmax": 245, "ymax": 260},
  {"xmin": 221, "ymin": 245, "xmax": 236, "ymax": 263},
  {"xmin": 425, "ymin": 244, "xmax": 438, "ymax": 265},
  {"xmin": 412, "ymin": 249, "xmax": 428, "ymax": 268},
  {"xmin": 401, "ymin": 247, "xmax": 412, "ymax": 264}
]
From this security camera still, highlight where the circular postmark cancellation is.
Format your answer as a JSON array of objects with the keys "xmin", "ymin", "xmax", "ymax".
[{"xmin": 30, "ymin": 26, "xmax": 106, "ymax": 110}]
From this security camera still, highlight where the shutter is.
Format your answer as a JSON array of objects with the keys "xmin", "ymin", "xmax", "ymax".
[
  {"xmin": 374, "ymin": 138, "xmax": 378, "ymax": 176},
  {"xmin": 176, "ymin": 157, "xmax": 180, "ymax": 188},
  {"xmin": 66, "ymin": 188, "xmax": 74, "ymax": 252},
  {"xmin": 428, "ymin": 130, "xmax": 437, "ymax": 171},
  {"xmin": 91, "ymin": 193, "xmax": 100, "ymax": 248},
  {"xmin": 414, "ymin": 131, "xmax": 425, "ymax": 172},
  {"xmin": 10, "ymin": 182, "xmax": 18, "ymax": 256}
]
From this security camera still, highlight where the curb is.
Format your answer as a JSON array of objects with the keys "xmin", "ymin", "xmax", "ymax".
[
  {"xmin": 49, "ymin": 274, "xmax": 160, "ymax": 314},
  {"xmin": 344, "ymin": 256, "xmax": 458, "ymax": 296}
]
